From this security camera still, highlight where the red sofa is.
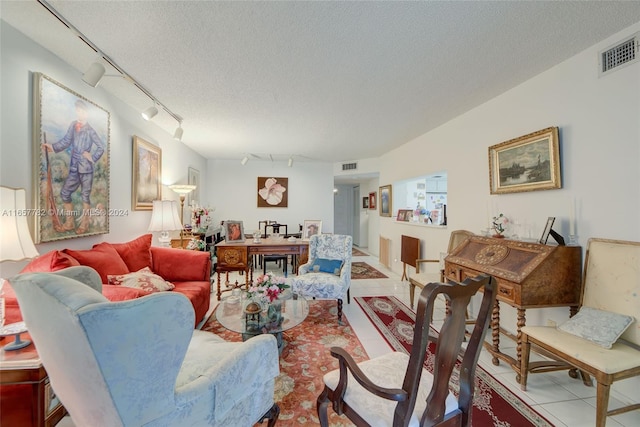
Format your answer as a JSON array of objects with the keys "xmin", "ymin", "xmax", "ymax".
[{"xmin": 4, "ymin": 234, "xmax": 211, "ymax": 326}]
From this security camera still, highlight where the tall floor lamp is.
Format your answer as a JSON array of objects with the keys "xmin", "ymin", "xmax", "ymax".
[
  {"xmin": 169, "ymin": 184, "xmax": 196, "ymax": 248},
  {"xmin": 0, "ymin": 186, "xmax": 39, "ymax": 349}
]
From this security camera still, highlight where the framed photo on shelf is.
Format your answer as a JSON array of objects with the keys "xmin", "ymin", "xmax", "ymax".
[
  {"xmin": 224, "ymin": 220, "xmax": 245, "ymax": 242},
  {"xmin": 379, "ymin": 185, "xmax": 392, "ymax": 217},
  {"xmin": 303, "ymin": 219, "xmax": 323, "ymax": 240},
  {"xmin": 132, "ymin": 136, "xmax": 162, "ymax": 211},
  {"xmin": 397, "ymin": 209, "xmax": 411, "ymax": 222},
  {"xmin": 33, "ymin": 73, "xmax": 111, "ymax": 243},
  {"xmin": 539, "ymin": 217, "xmax": 555, "ymax": 244},
  {"xmin": 489, "ymin": 127, "xmax": 561, "ymax": 194},
  {"xmin": 368, "ymin": 192, "xmax": 376, "ymax": 210}
]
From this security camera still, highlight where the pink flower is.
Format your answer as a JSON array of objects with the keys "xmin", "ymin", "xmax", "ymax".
[{"xmin": 258, "ymin": 178, "xmax": 286, "ymax": 206}]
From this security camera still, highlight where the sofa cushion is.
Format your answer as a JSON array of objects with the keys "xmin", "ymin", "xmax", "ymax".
[
  {"xmin": 108, "ymin": 234, "xmax": 153, "ymax": 272},
  {"xmin": 20, "ymin": 250, "xmax": 80, "ymax": 273},
  {"xmin": 150, "ymin": 247, "xmax": 211, "ymax": 282},
  {"xmin": 64, "ymin": 243, "xmax": 129, "ymax": 283},
  {"xmin": 108, "ymin": 267, "xmax": 176, "ymax": 292}
]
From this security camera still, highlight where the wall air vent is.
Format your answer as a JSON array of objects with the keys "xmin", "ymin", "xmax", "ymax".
[
  {"xmin": 342, "ymin": 162, "xmax": 357, "ymax": 171},
  {"xmin": 599, "ymin": 33, "xmax": 639, "ymax": 76}
]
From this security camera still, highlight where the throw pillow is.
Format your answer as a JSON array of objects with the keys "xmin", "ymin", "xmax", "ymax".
[
  {"xmin": 107, "ymin": 234, "xmax": 153, "ymax": 272},
  {"xmin": 310, "ymin": 258, "xmax": 343, "ymax": 276},
  {"xmin": 63, "ymin": 244, "xmax": 129, "ymax": 283},
  {"xmin": 108, "ymin": 267, "xmax": 175, "ymax": 292},
  {"xmin": 20, "ymin": 250, "xmax": 80, "ymax": 273},
  {"xmin": 557, "ymin": 306, "xmax": 634, "ymax": 349}
]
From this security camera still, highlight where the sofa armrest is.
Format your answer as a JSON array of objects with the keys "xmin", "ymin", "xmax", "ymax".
[{"xmin": 150, "ymin": 247, "xmax": 211, "ymax": 282}]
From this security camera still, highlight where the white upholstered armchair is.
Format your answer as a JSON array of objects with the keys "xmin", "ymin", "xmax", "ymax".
[
  {"xmin": 10, "ymin": 266, "xmax": 280, "ymax": 427},
  {"xmin": 290, "ymin": 234, "xmax": 352, "ymax": 323}
]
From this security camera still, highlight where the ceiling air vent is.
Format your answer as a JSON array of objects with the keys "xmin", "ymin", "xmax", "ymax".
[
  {"xmin": 599, "ymin": 33, "xmax": 639, "ymax": 76},
  {"xmin": 342, "ymin": 162, "xmax": 357, "ymax": 171}
]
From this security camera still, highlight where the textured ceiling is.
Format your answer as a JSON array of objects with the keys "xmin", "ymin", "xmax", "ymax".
[{"xmin": 2, "ymin": 1, "xmax": 640, "ymax": 164}]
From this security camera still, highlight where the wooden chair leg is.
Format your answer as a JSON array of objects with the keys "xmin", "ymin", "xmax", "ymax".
[
  {"xmin": 337, "ymin": 299, "xmax": 343, "ymax": 324},
  {"xmin": 317, "ymin": 387, "xmax": 330, "ymax": 427},
  {"xmin": 595, "ymin": 382, "xmax": 611, "ymax": 427},
  {"xmin": 409, "ymin": 281, "xmax": 416, "ymax": 308},
  {"xmin": 519, "ymin": 335, "xmax": 531, "ymax": 390},
  {"xmin": 347, "ymin": 289, "xmax": 350, "ymax": 304},
  {"xmin": 258, "ymin": 403, "xmax": 280, "ymax": 427}
]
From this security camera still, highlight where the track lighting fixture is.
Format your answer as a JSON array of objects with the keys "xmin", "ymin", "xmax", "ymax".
[
  {"xmin": 82, "ymin": 62, "xmax": 106, "ymax": 87},
  {"xmin": 141, "ymin": 105, "xmax": 158, "ymax": 121},
  {"xmin": 174, "ymin": 122, "xmax": 184, "ymax": 141},
  {"xmin": 288, "ymin": 156, "xmax": 294, "ymax": 167},
  {"xmin": 241, "ymin": 156, "xmax": 249, "ymax": 166}
]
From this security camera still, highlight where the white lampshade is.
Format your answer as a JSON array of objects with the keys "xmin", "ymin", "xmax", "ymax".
[
  {"xmin": 0, "ymin": 187, "xmax": 39, "ymax": 261},
  {"xmin": 169, "ymin": 184, "xmax": 196, "ymax": 195},
  {"xmin": 141, "ymin": 105, "xmax": 158, "ymax": 120},
  {"xmin": 82, "ymin": 62, "xmax": 106, "ymax": 87},
  {"xmin": 148, "ymin": 200, "xmax": 182, "ymax": 247}
]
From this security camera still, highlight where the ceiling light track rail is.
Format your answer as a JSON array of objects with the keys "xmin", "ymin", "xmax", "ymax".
[{"xmin": 37, "ymin": 0, "xmax": 183, "ymax": 126}]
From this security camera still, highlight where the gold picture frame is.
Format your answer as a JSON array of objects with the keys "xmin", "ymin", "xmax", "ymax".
[
  {"xmin": 33, "ymin": 73, "xmax": 110, "ymax": 243},
  {"xmin": 489, "ymin": 127, "xmax": 561, "ymax": 194},
  {"xmin": 379, "ymin": 185, "xmax": 392, "ymax": 217},
  {"xmin": 132, "ymin": 136, "xmax": 162, "ymax": 210}
]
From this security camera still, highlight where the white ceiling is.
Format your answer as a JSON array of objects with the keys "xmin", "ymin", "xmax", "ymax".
[{"xmin": 2, "ymin": 1, "xmax": 640, "ymax": 164}]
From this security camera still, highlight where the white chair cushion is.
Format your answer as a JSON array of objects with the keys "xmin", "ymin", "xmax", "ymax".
[
  {"xmin": 408, "ymin": 272, "xmax": 440, "ymax": 287},
  {"xmin": 522, "ymin": 326, "xmax": 640, "ymax": 374},
  {"xmin": 323, "ymin": 352, "xmax": 458, "ymax": 427}
]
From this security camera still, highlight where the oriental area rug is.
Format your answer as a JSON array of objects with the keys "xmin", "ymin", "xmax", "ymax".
[
  {"xmin": 351, "ymin": 261, "xmax": 388, "ymax": 279},
  {"xmin": 355, "ymin": 296, "xmax": 554, "ymax": 427},
  {"xmin": 202, "ymin": 300, "xmax": 367, "ymax": 426},
  {"xmin": 352, "ymin": 247, "xmax": 367, "ymax": 256}
]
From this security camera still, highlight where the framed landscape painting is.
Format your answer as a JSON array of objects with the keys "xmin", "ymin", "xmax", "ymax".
[
  {"xmin": 489, "ymin": 127, "xmax": 561, "ymax": 194},
  {"xmin": 33, "ymin": 73, "xmax": 110, "ymax": 243},
  {"xmin": 132, "ymin": 136, "xmax": 162, "ymax": 210}
]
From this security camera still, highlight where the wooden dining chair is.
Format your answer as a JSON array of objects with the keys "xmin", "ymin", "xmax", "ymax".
[{"xmin": 317, "ymin": 274, "xmax": 497, "ymax": 427}]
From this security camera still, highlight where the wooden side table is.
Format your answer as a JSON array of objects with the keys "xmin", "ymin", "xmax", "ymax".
[{"xmin": 1, "ymin": 333, "xmax": 66, "ymax": 427}]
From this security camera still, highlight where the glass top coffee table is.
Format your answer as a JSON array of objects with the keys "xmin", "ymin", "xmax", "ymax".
[{"xmin": 215, "ymin": 293, "xmax": 309, "ymax": 354}]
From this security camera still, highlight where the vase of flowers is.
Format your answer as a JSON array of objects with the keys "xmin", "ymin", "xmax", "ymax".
[
  {"xmin": 492, "ymin": 213, "xmax": 508, "ymax": 238},
  {"xmin": 249, "ymin": 272, "xmax": 290, "ymax": 326},
  {"xmin": 191, "ymin": 205, "xmax": 213, "ymax": 233}
]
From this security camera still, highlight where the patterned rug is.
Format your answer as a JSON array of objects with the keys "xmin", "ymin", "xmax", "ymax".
[
  {"xmin": 202, "ymin": 300, "xmax": 367, "ymax": 426},
  {"xmin": 351, "ymin": 261, "xmax": 388, "ymax": 279},
  {"xmin": 355, "ymin": 296, "xmax": 554, "ymax": 427},
  {"xmin": 352, "ymin": 247, "xmax": 367, "ymax": 256}
]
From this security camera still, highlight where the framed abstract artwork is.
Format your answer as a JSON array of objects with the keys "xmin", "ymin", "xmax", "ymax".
[
  {"xmin": 257, "ymin": 177, "xmax": 288, "ymax": 208},
  {"xmin": 489, "ymin": 127, "xmax": 561, "ymax": 194},
  {"xmin": 33, "ymin": 73, "xmax": 110, "ymax": 243},
  {"xmin": 379, "ymin": 185, "xmax": 392, "ymax": 217},
  {"xmin": 132, "ymin": 136, "xmax": 162, "ymax": 211}
]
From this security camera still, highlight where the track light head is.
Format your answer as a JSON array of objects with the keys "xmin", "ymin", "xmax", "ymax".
[
  {"xmin": 141, "ymin": 105, "xmax": 158, "ymax": 120},
  {"xmin": 241, "ymin": 156, "xmax": 249, "ymax": 166},
  {"xmin": 173, "ymin": 125, "xmax": 184, "ymax": 141},
  {"xmin": 288, "ymin": 157, "xmax": 293, "ymax": 167},
  {"xmin": 82, "ymin": 62, "xmax": 106, "ymax": 87}
]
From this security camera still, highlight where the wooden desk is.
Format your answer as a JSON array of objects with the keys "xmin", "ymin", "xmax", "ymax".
[
  {"xmin": 214, "ymin": 239, "xmax": 309, "ymax": 300},
  {"xmin": 1, "ymin": 333, "xmax": 66, "ymax": 427},
  {"xmin": 444, "ymin": 236, "xmax": 582, "ymax": 382}
]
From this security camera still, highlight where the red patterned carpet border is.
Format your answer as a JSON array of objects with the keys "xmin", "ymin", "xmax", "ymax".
[
  {"xmin": 352, "ymin": 247, "xmax": 367, "ymax": 256},
  {"xmin": 202, "ymin": 300, "xmax": 367, "ymax": 426},
  {"xmin": 351, "ymin": 261, "xmax": 388, "ymax": 279},
  {"xmin": 354, "ymin": 296, "xmax": 554, "ymax": 427}
]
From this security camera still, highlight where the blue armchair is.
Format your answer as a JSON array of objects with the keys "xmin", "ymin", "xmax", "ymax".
[
  {"xmin": 290, "ymin": 234, "xmax": 352, "ymax": 323},
  {"xmin": 10, "ymin": 266, "xmax": 280, "ymax": 427}
]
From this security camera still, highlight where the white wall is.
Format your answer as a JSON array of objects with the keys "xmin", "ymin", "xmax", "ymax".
[
  {"xmin": 0, "ymin": 21, "xmax": 208, "ymax": 277},
  {"xmin": 205, "ymin": 159, "xmax": 334, "ymax": 235},
  {"xmin": 378, "ymin": 22, "xmax": 640, "ymax": 331}
]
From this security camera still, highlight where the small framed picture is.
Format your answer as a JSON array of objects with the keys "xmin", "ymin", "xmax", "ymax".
[
  {"xmin": 303, "ymin": 219, "xmax": 322, "ymax": 240},
  {"xmin": 397, "ymin": 209, "xmax": 411, "ymax": 222},
  {"xmin": 224, "ymin": 220, "xmax": 245, "ymax": 242},
  {"xmin": 362, "ymin": 196, "xmax": 369, "ymax": 209},
  {"xmin": 539, "ymin": 217, "xmax": 555, "ymax": 244},
  {"xmin": 368, "ymin": 192, "xmax": 376, "ymax": 210},
  {"xmin": 379, "ymin": 185, "xmax": 392, "ymax": 217}
]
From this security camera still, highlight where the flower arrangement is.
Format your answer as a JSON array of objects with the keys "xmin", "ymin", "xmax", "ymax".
[
  {"xmin": 492, "ymin": 213, "xmax": 508, "ymax": 236},
  {"xmin": 186, "ymin": 237, "xmax": 206, "ymax": 251},
  {"xmin": 191, "ymin": 206, "xmax": 213, "ymax": 232},
  {"xmin": 248, "ymin": 272, "xmax": 290, "ymax": 303}
]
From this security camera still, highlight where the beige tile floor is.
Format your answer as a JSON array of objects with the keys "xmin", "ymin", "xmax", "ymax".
[{"xmin": 60, "ymin": 249, "xmax": 640, "ymax": 427}]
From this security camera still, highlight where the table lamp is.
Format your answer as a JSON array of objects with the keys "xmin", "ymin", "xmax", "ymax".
[
  {"xmin": 0, "ymin": 186, "xmax": 39, "ymax": 349},
  {"xmin": 148, "ymin": 200, "xmax": 183, "ymax": 247},
  {"xmin": 169, "ymin": 184, "xmax": 196, "ymax": 247}
]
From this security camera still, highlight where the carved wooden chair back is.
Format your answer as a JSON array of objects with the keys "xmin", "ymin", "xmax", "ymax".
[{"xmin": 317, "ymin": 274, "xmax": 497, "ymax": 427}]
